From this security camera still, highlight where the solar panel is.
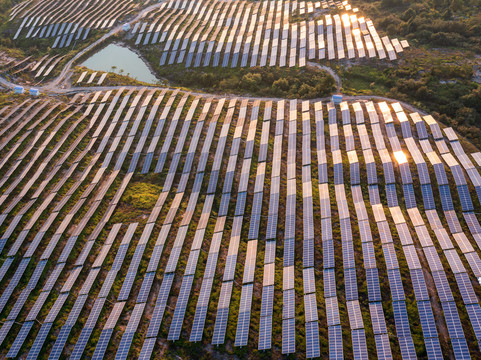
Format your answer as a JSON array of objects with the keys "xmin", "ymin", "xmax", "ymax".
[
  {"xmin": 454, "ymin": 272, "xmax": 478, "ymax": 305},
  {"xmin": 260, "ymin": 285, "xmax": 274, "ymax": 318},
  {"xmin": 457, "ymin": 184, "xmax": 473, "ymax": 211},
  {"xmin": 326, "ymin": 296, "xmax": 341, "ymax": 326},
  {"xmin": 396, "ymin": 223, "xmax": 413, "ymax": 246},
  {"xmin": 383, "ymin": 163, "xmax": 395, "ymax": 185},
  {"xmin": 431, "ymin": 270, "xmax": 454, "ymax": 302},
  {"xmin": 324, "ymin": 268, "xmax": 337, "ymax": 298},
  {"xmin": 417, "ymin": 300, "xmax": 439, "ymax": 339},
  {"xmin": 92, "ymin": 328, "xmax": 114, "ymax": 360},
  {"xmin": 465, "ymin": 252, "xmax": 481, "ymax": 278},
  {"xmin": 258, "ymin": 315, "xmax": 272, "ymax": 350},
  {"xmin": 351, "ymin": 328, "xmax": 368, "ymax": 360},
  {"xmin": 423, "ymin": 246, "xmax": 444, "ymax": 272},
  {"xmin": 305, "ymin": 321, "xmax": 320, "ymax": 358},
  {"xmin": 399, "ymin": 163, "xmax": 413, "ymax": 185},
  {"xmin": 423, "ymin": 337, "xmax": 443, "ymax": 360},
  {"xmin": 442, "ymin": 301, "xmax": 465, "ymax": 339},
  {"xmin": 385, "ymin": 183, "xmax": 398, "ymax": 207},
  {"xmin": 264, "ymin": 241, "xmax": 276, "ymax": 265},
  {"xmin": 451, "ymin": 337, "xmax": 470, "ymax": 359},
  {"xmin": 388, "ymin": 268, "xmax": 405, "ymax": 301},
  {"xmin": 28, "ymin": 322, "xmax": 53, "ymax": 360},
  {"xmin": 365, "ymin": 268, "xmax": 382, "ymax": 302},
  {"xmin": 304, "ymin": 293, "xmax": 319, "ymax": 323},
  {"xmin": 342, "ymin": 240, "xmax": 355, "ymax": 270},
  {"xmin": 383, "ymin": 243, "xmax": 399, "ymax": 270},
  {"xmin": 212, "ymin": 286, "xmax": 232, "ymax": 345},
  {"xmin": 283, "ymin": 238, "xmax": 295, "ymax": 267},
  {"xmin": 350, "ymin": 162, "xmax": 360, "ymax": 185},
  {"xmin": 438, "ymin": 184, "xmax": 454, "ymax": 210},
  {"xmin": 328, "ymin": 325, "xmax": 343, "ymax": 359},
  {"xmin": 451, "ymin": 165, "xmax": 466, "ymax": 185},
  {"xmin": 403, "ymin": 245, "xmax": 422, "ymax": 270},
  {"xmin": 409, "ymin": 268, "xmax": 429, "ymax": 301},
  {"xmin": 362, "ymin": 242, "xmax": 376, "ymax": 269},
  {"xmin": 433, "ymin": 164, "xmax": 448, "ymax": 185},
  {"xmin": 415, "ymin": 121, "xmax": 429, "ymax": 139},
  {"xmin": 7, "ymin": 321, "xmax": 33, "ymax": 357},
  {"xmin": 235, "ymin": 284, "xmax": 253, "ymax": 346},
  {"xmin": 283, "ymin": 289, "xmax": 295, "ymax": 319},
  {"xmin": 333, "ymin": 163, "xmax": 343, "ymax": 185},
  {"xmin": 374, "ymin": 333, "xmax": 393, "ymax": 359},
  {"xmin": 403, "ymin": 184, "xmax": 416, "ymax": 209},
  {"xmin": 370, "ymin": 302, "xmax": 387, "ymax": 335},
  {"xmin": 322, "ymin": 217, "xmax": 333, "ymax": 242},
  {"xmin": 368, "ymin": 185, "xmax": 381, "ymax": 205},
  {"xmin": 358, "ymin": 220, "xmax": 373, "ymax": 243},
  {"xmin": 303, "ymin": 267, "xmax": 316, "ymax": 294},
  {"xmin": 282, "ymin": 317, "xmax": 295, "ymax": 354},
  {"xmin": 303, "ymin": 238, "xmax": 314, "ymax": 268},
  {"xmin": 416, "ymin": 163, "xmax": 430, "ymax": 185},
  {"xmin": 466, "ymin": 304, "xmax": 481, "ymax": 340},
  {"xmin": 347, "ymin": 300, "xmax": 364, "ymax": 330},
  {"xmin": 421, "ymin": 184, "xmax": 435, "ymax": 210},
  {"xmin": 168, "ymin": 276, "xmax": 194, "ymax": 340},
  {"xmin": 344, "ymin": 268, "xmax": 358, "ymax": 301},
  {"xmin": 318, "ymin": 163, "xmax": 328, "ymax": 183},
  {"xmin": 464, "ymin": 212, "xmax": 481, "ymax": 234},
  {"xmin": 392, "ymin": 301, "xmax": 411, "ymax": 338},
  {"xmin": 366, "ymin": 162, "xmax": 377, "ymax": 184}
]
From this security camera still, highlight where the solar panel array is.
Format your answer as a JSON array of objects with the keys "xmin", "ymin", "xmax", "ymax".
[
  {"xmin": 129, "ymin": 0, "xmax": 408, "ymax": 69},
  {"xmin": 384, "ymin": 102, "xmax": 476, "ymax": 358},
  {"xmin": 9, "ymin": 0, "xmax": 140, "ymax": 46},
  {"xmin": 1, "ymin": 89, "xmax": 481, "ymax": 359},
  {"xmin": 403, "ymin": 107, "xmax": 481, "ymax": 353},
  {"xmin": 365, "ymin": 100, "xmax": 435, "ymax": 359}
]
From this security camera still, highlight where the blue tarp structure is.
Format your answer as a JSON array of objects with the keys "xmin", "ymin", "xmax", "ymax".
[{"xmin": 332, "ymin": 94, "xmax": 343, "ymax": 104}]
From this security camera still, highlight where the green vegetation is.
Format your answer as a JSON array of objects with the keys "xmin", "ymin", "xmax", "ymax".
[
  {"xmin": 147, "ymin": 62, "xmax": 336, "ymax": 99},
  {"xmin": 121, "ymin": 182, "xmax": 161, "ymax": 210}
]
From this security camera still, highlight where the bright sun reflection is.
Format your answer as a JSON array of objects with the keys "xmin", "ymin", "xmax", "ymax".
[{"xmin": 393, "ymin": 151, "xmax": 408, "ymax": 164}]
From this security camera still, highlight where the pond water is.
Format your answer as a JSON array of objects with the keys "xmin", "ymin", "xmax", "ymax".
[{"xmin": 82, "ymin": 43, "xmax": 158, "ymax": 84}]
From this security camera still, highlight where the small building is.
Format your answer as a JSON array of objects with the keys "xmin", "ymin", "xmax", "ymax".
[
  {"xmin": 14, "ymin": 85, "xmax": 24, "ymax": 94},
  {"xmin": 29, "ymin": 88, "xmax": 40, "ymax": 96},
  {"xmin": 332, "ymin": 94, "xmax": 343, "ymax": 104},
  {"xmin": 122, "ymin": 23, "xmax": 130, "ymax": 32}
]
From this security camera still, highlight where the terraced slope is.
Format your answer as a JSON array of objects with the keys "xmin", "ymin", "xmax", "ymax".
[{"xmin": 0, "ymin": 89, "xmax": 480, "ymax": 359}]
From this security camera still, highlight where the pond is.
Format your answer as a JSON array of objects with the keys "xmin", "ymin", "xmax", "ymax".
[{"xmin": 81, "ymin": 43, "xmax": 159, "ymax": 84}]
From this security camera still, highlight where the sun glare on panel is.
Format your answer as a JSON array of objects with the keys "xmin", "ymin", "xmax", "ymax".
[{"xmin": 393, "ymin": 150, "xmax": 408, "ymax": 164}]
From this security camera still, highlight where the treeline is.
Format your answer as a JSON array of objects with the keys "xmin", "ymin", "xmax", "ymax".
[{"xmin": 359, "ymin": 0, "xmax": 481, "ymax": 50}]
